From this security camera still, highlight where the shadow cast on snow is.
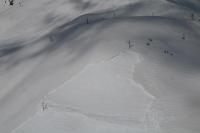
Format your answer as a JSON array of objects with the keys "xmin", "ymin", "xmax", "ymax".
[
  {"xmin": 166, "ymin": 0, "xmax": 200, "ymax": 13},
  {"xmin": 0, "ymin": 1, "xmax": 200, "ymax": 71}
]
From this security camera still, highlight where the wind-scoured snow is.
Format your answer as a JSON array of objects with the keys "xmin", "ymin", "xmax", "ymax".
[{"xmin": 0, "ymin": 0, "xmax": 200, "ymax": 133}]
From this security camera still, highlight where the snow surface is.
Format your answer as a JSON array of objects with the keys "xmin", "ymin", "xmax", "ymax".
[{"xmin": 0, "ymin": 0, "xmax": 200, "ymax": 133}]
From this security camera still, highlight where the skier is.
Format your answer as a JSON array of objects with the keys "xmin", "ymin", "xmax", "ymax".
[{"xmin": 9, "ymin": 0, "xmax": 14, "ymax": 6}]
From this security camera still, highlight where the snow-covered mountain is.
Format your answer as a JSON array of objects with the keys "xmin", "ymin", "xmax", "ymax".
[{"xmin": 0, "ymin": 0, "xmax": 200, "ymax": 133}]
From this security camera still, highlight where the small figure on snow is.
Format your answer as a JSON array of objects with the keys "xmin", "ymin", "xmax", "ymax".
[
  {"xmin": 19, "ymin": 1, "xmax": 22, "ymax": 7},
  {"xmin": 49, "ymin": 35, "xmax": 55, "ymax": 42},
  {"xmin": 86, "ymin": 18, "xmax": 89, "ymax": 24},
  {"xmin": 146, "ymin": 42, "xmax": 150, "ymax": 46},
  {"xmin": 42, "ymin": 101, "xmax": 48, "ymax": 111},
  {"xmin": 182, "ymin": 33, "xmax": 186, "ymax": 40},
  {"xmin": 9, "ymin": 0, "xmax": 14, "ymax": 6},
  {"xmin": 128, "ymin": 40, "xmax": 134, "ymax": 48},
  {"xmin": 191, "ymin": 13, "xmax": 195, "ymax": 20}
]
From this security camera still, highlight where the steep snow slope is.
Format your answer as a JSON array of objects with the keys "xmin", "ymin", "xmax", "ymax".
[
  {"xmin": 12, "ymin": 16, "xmax": 200, "ymax": 133},
  {"xmin": 0, "ymin": 0, "xmax": 200, "ymax": 133}
]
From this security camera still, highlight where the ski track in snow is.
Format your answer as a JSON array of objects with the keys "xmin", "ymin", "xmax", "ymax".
[{"xmin": 11, "ymin": 49, "xmax": 158, "ymax": 132}]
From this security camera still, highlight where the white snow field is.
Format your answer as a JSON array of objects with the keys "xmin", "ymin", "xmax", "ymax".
[{"xmin": 0, "ymin": 0, "xmax": 200, "ymax": 133}]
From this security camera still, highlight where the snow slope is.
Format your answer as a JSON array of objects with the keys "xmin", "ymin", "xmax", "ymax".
[{"xmin": 0, "ymin": 0, "xmax": 200, "ymax": 133}]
